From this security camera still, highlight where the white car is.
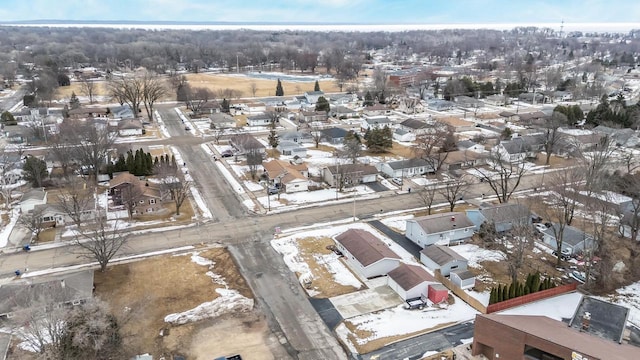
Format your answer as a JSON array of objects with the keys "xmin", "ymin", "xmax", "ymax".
[
  {"xmin": 534, "ymin": 223, "xmax": 548, "ymax": 233},
  {"xmin": 391, "ymin": 177, "xmax": 403, "ymax": 186}
]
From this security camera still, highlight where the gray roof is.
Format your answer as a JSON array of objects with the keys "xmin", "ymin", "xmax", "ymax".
[
  {"xmin": 387, "ymin": 158, "xmax": 432, "ymax": 170},
  {"xmin": 277, "ymin": 140, "xmax": 305, "ymax": 151},
  {"xmin": 334, "ymin": 105, "xmax": 357, "ymax": 114},
  {"xmin": 543, "ymin": 224, "xmax": 592, "ymax": 246},
  {"xmin": 335, "ymin": 229, "xmax": 400, "ymax": 266},
  {"xmin": 400, "ymin": 118, "xmax": 430, "ymax": 130},
  {"xmin": 478, "ymin": 203, "xmax": 531, "ymax": 225},
  {"xmin": 500, "ymin": 135, "xmax": 544, "ymax": 154},
  {"xmin": 305, "ymin": 91, "xmax": 324, "ymax": 96},
  {"xmin": 457, "ymin": 140, "xmax": 478, "ymax": 149},
  {"xmin": 569, "ymin": 296, "xmax": 630, "ymax": 343},
  {"xmin": 0, "ymin": 271, "xmax": 94, "ymax": 316},
  {"xmin": 420, "ymin": 245, "xmax": 467, "ymax": 266},
  {"xmin": 411, "ymin": 212, "xmax": 475, "ymax": 234},
  {"xmin": 246, "ymin": 114, "xmax": 271, "ymax": 121},
  {"xmin": 450, "ymin": 268, "xmax": 475, "ymax": 280},
  {"xmin": 365, "ymin": 117, "xmax": 391, "ymax": 125},
  {"xmin": 320, "ymin": 127, "xmax": 348, "ymax": 139},
  {"xmin": 209, "ymin": 113, "xmax": 236, "ymax": 124},
  {"xmin": 21, "ymin": 188, "xmax": 46, "ymax": 202},
  {"xmin": 325, "ymin": 163, "xmax": 378, "ymax": 176}
]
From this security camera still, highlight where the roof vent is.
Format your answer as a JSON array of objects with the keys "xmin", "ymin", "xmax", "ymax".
[
  {"xmin": 451, "ymin": 216, "xmax": 455, "ymax": 222},
  {"xmin": 581, "ymin": 312, "xmax": 591, "ymax": 331}
]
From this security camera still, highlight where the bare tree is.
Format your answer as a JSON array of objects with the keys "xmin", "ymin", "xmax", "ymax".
[
  {"xmin": 79, "ymin": 76, "xmax": 96, "ymax": 104},
  {"xmin": 341, "ymin": 130, "xmax": 362, "ymax": 164},
  {"xmin": 18, "ymin": 206, "xmax": 46, "ymax": 243},
  {"xmin": 187, "ymin": 87, "xmax": 214, "ymax": 115},
  {"xmin": 209, "ymin": 123, "xmax": 227, "ymax": 144},
  {"xmin": 57, "ymin": 178, "xmax": 96, "ymax": 226},
  {"xmin": 0, "ymin": 146, "xmax": 22, "ymax": 208},
  {"xmin": 309, "ymin": 124, "xmax": 324, "ymax": 148},
  {"xmin": 249, "ymin": 82, "xmax": 258, "ymax": 97},
  {"xmin": 141, "ymin": 71, "xmax": 168, "ymax": 121},
  {"xmin": 246, "ymin": 149, "xmax": 263, "ymax": 180},
  {"xmin": 498, "ymin": 221, "xmax": 535, "ymax": 284},
  {"xmin": 416, "ymin": 183, "xmax": 438, "ymax": 215},
  {"xmin": 165, "ymin": 180, "xmax": 191, "ymax": 216},
  {"xmin": 107, "ymin": 73, "xmax": 144, "ymax": 116},
  {"xmin": 61, "ymin": 120, "xmax": 116, "ymax": 183},
  {"xmin": 49, "ymin": 136, "xmax": 76, "ymax": 179},
  {"xmin": 440, "ymin": 176, "xmax": 469, "ymax": 212},
  {"xmin": 618, "ymin": 173, "xmax": 640, "ymax": 241},
  {"xmin": 73, "ymin": 216, "xmax": 128, "ymax": 272},
  {"xmin": 413, "ymin": 123, "xmax": 455, "ymax": 172},
  {"xmin": 542, "ymin": 111, "xmax": 569, "ymax": 165},
  {"xmin": 119, "ymin": 182, "xmax": 145, "ymax": 219},
  {"xmin": 474, "ymin": 149, "xmax": 527, "ymax": 203}
]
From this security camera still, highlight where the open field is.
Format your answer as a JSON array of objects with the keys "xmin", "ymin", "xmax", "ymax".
[
  {"xmin": 93, "ymin": 247, "xmax": 282, "ymax": 359},
  {"xmin": 54, "ymin": 72, "xmax": 341, "ymax": 103}
]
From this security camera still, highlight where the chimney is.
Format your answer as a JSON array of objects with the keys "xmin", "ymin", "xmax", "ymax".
[{"xmin": 581, "ymin": 312, "xmax": 591, "ymax": 331}]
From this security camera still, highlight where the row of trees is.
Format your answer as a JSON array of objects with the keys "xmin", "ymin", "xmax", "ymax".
[{"xmin": 489, "ymin": 272, "xmax": 557, "ymax": 304}]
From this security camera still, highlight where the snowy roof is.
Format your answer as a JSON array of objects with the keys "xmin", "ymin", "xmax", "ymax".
[
  {"xmin": 20, "ymin": 188, "xmax": 46, "ymax": 202},
  {"xmin": 477, "ymin": 203, "xmax": 531, "ymax": 225},
  {"xmin": 335, "ymin": 229, "xmax": 400, "ymax": 267},
  {"xmin": 450, "ymin": 268, "xmax": 475, "ymax": 280},
  {"xmin": 542, "ymin": 224, "xmax": 592, "ymax": 246},
  {"xmin": 568, "ymin": 296, "xmax": 630, "ymax": 343},
  {"xmin": 387, "ymin": 263, "xmax": 436, "ymax": 290},
  {"xmin": 411, "ymin": 212, "xmax": 475, "ymax": 234},
  {"xmin": 400, "ymin": 118, "xmax": 430, "ymax": 130}
]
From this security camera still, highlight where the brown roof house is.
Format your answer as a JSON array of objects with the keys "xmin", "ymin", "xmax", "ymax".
[
  {"xmin": 386, "ymin": 263, "xmax": 438, "ymax": 300},
  {"xmin": 262, "ymin": 159, "xmax": 309, "ymax": 193},
  {"xmin": 406, "ymin": 212, "xmax": 475, "ymax": 248},
  {"xmin": 109, "ymin": 172, "xmax": 171, "ymax": 217},
  {"xmin": 322, "ymin": 163, "xmax": 378, "ymax": 188},
  {"xmin": 419, "ymin": 244, "xmax": 468, "ymax": 276},
  {"xmin": 334, "ymin": 229, "xmax": 401, "ymax": 278}
]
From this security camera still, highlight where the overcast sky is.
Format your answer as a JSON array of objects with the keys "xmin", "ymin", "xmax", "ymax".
[{"xmin": 0, "ymin": 0, "xmax": 639, "ymax": 24}]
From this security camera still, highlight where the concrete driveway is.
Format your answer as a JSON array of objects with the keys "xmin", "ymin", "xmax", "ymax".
[{"xmin": 330, "ymin": 285, "xmax": 403, "ymax": 319}]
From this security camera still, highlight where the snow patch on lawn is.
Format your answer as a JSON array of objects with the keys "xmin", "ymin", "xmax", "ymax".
[
  {"xmin": 0, "ymin": 208, "xmax": 20, "ymax": 248},
  {"xmin": 449, "ymin": 244, "xmax": 505, "ymax": 267},
  {"xmin": 164, "ymin": 288, "xmax": 253, "ymax": 325}
]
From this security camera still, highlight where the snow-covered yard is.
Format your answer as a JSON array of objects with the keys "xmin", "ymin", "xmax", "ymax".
[{"xmin": 600, "ymin": 281, "xmax": 640, "ymax": 328}]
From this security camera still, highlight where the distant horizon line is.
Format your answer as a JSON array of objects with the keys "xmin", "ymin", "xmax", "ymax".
[{"xmin": 1, "ymin": 20, "xmax": 638, "ymax": 33}]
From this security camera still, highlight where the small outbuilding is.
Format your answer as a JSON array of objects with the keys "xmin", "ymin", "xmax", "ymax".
[
  {"xmin": 334, "ymin": 229, "xmax": 401, "ymax": 279},
  {"xmin": 450, "ymin": 269, "xmax": 476, "ymax": 290},
  {"xmin": 386, "ymin": 263, "xmax": 438, "ymax": 300},
  {"xmin": 427, "ymin": 283, "xmax": 449, "ymax": 304},
  {"xmin": 420, "ymin": 245, "xmax": 468, "ymax": 276}
]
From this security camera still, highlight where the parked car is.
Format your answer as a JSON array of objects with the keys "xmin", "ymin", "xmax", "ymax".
[
  {"xmin": 267, "ymin": 187, "xmax": 279, "ymax": 195},
  {"xmin": 391, "ymin": 177, "xmax": 403, "ymax": 186},
  {"xmin": 221, "ymin": 150, "xmax": 233, "ymax": 157},
  {"xmin": 534, "ymin": 223, "xmax": 548, "ymax": 233},
  {"xmin": 552, "ymin": 250, "xmax": 571, "ymax": 261},
  {"xmin": 184, "ymin": 126, "xmax": 191, "ymax": 131}
]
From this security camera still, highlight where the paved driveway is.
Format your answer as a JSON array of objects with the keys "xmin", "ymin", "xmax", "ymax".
[{"xmin": 330, "ymin": 286, "xmax": 403, "ymax": 319}]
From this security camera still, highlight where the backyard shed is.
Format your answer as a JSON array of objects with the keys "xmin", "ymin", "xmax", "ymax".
[
  {"xmin": 428, "ymin": 283, "xmax": 449, "ymax": 304},
  {"xmin": 420, "ymin": 245, "xmax": 468, "ymax": 276},
  {"xmin": 450, "ymin": 269, "xmax": 476, "ymax": 290},
  {"xmin": 386, "ymin": 263, "xmax": 438, "ymax": 300}
]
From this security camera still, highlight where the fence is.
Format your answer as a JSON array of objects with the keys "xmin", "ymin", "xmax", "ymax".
[
  {"xmin": 485, "ymin": 283, "xmax": 578, "ymax": 313},
  {"xmin": 434, "ymin": 270, "xmax": 487, "ymax": 314}
]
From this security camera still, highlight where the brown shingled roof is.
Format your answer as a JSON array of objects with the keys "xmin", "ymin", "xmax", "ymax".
[
  {"xmin": 420, "ymin": 245, "xmax": 467, "ymax": 266},
  {"xmin": 387, "ymin": 263, "xmax": 436, "ymax": 290},
  {"xmin": 335, "ymin": 229, "xmax": 400, "ymax": 266}
]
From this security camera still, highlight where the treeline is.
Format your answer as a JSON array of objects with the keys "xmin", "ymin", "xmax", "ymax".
[{"xmin": 107, "ymin": 148, "xmax": 177, "ymax": 177}]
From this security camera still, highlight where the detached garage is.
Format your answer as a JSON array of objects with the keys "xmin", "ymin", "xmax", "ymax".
[
  {"xmin": 335, "ymin": 229, "xmax": 401, "ymax": 279},
  {"xmin": 420, "ymin": 245, "xmax": 468, "ymax": 276},
  {"xmin": 450, "ymin": 269, "xmax": 476, "ymax": 290},
  {"xmin": 387, "ymin": 263, "xmax": 438, "ymax": 300}
]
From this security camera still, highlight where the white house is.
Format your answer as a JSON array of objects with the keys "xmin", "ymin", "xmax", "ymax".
[
  {"xmin": 393, "ymin": 128, "xmax": 416, "ymax": 142},
  {"xmin": 405, "ymin": 212, "xmax": 475, "ymax": 248},
  {"xmin": 246, "ymin": 113, "xmax": 272, "ymax": 127},
  {"xmin": 361, "ymin": 115, "xmax": 392, "ymax": 131},
  {"xmin": 380, "ymin": 158, "xmax": 435, "ymax": 178},
  {"xmin": 19, "ymin": 189, "xmax": 47, "ymax": 213},
  {"xmin": 277, "ymin": 141, "xmax": 307, "ymax": 157},
  {"xmin": 117, "ymin": 119, "xmax": 143, "ymax": 137},
  {"xmin": 334, "ymin": 229, "xmax": 401, "ymax": 279},
  {"xmin": 304, "ymin": 91, "xmax": 325, "ymax": 104},
  {"xmin": 386, "ymin": 263, "xmax": 438, "ymax": 300},
  {"xmin": 399, "ymin": 118, "xmax": 432, "ymax": 135},
  {"xmin": 542, "ymin": 224, "xmax": 595, "ymax": 256},
  {"xmin": 246, "ymin": 102, "xmax": 267, "ymax": 114},
  {"xmin": 420, "ymin": 245, "xmax": 469, "ymax": 276}
]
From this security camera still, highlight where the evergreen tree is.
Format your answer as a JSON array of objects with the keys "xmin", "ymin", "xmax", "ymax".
[
  {"xmin": 171, "ymin": 155, "xmax": 177, "ymax": 168},
  {"xmin": 365, "ymin": 126, "xmax": 393, "ymax": 153},
  {"xmin": 221, "ymin": 98, "xmax": 230, "ymax": 113},
  {"xmin": 315, "ymin": 96, "xmax": 330, "ymax": 113},
  {"xmin": 275, "ymin": 79, "xmax": 284, "ymax": 96},
  {"xmin": 126, "ymin": 150, "xmax": 135, "ymax": 173},
  {"xmin": 314, "ymin": 80, "xmax": 320, "ymax": 92},
  {"xmin": 508, "ymin": 282, "xmax": 515, "ymax": 299},
  {"xmin": 502, "ymin": 284, "xmax": 508, "ymax": 301},
  {"xmin": 154, "ymin": 156, "xmax": 159, "ymax": 167},
  {"xmin": 363, "ymin": 91, "xmax": 374, "ymax": 106},
  {"xmin": 489, "ymin": 288, "xmax": 496, "ymax": 304},
  {"xmin": 268, "ymin": 125, "xmax": 279, "ymax": 149},
  {"xmin": 69, "ymin": 91, "xmax": 80, "ymax": 109},
  {"xmin": 531, "ymin": 271, "xmax": 541, "ymax": 292}
]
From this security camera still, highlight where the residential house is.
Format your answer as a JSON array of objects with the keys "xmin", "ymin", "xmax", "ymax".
[
  {"xmin": 0, "ymin": 271, "xmax": 94, "ymax": 318},
  {"xmin": 542, "ymin": 224, "xmax": 595, "ymax": 255},
  {"xmin": 117, "ymin": 118, "xmax": 144, "ymax": 136},
  {"xmin": 246, "ymin": 102, "xmax": 267, "ymax": 114},
  {"xmin": 320, "ymin": 127, "xmax": 348, "ymax": 145},
  {"xmin": 457, "ymin": 140, "xmax": 486, "ymax": 153},
  {"xmin": 245, "ymin": 113, "xmax": 272, "ymax": 127},
  {"xmin": 396, "ymin": 97, "xmax": 425, "ymax": 114},
  {"xmin": 304, "ymin": 91, "xmax": 325, "ymax": 104},
  {"xmin": 405, "ymin": 212, "xmax": 475, "ymax": 248},
  {"xmin": 108, "ymin": 172, "xmax": 170, "ymax": 215},
  {"xmin": 334, "ymin": 229, "xmax": 401, "ymax": 278},
  {"xmin": 35, "ymin": 202, "xmax": 98, "ymax": 227},
  {"xmin": 518, "ymin": 92, "xmax": 546, "ymax": 104},
  {"xmin": 110, "ymin": 104, "xmax": 135, "ymax": 119},
  {"xmin": 420, "ymin": 245, "xmax": 468, "ymax": 276},
  {"xmin": 279, "ymin": 130, "xmax": 313, "ymax": 144},
  {"xmin": 277, "ymin": 141, "xmax": 308, "ymax": 157},
  {"xmin": 427, "ymin": 99, "xmax": 455, "ymax": 111},
  {"xmin": 393, "ymin": 128, "xmax": 416, "ymax": 142},
  {"xmin": 492, "ymin": 135, "xmax": 544, "ymax": 163},
  {"xmin": 559, "ymin": 129, "xmax": 604, "ymax": 154},
  {"xmin": 229, "ymin": 134, "xmax": 266, "ymax": 154},
  {"xmin": 552, "ymin": 91, "xmax": 573, "ymax": 102},
  {"xmin": 399, "ymin": 118, "xmax": 432, "ymax": 135},
  {"xmin": 300, "ymin": 111, "xmax": 328, "ymax": 123},
  {"xmin": 262, "ymin": 159, "xmax": 309, "ymax": 193},
  {"xmin": 436, "ymin": 117, "xmax": 476, "ymax": 132},
  {"xmin": 331, "ymin": 105, "xmax": 359, "ymax": 119},
  {"xmin": 362, "ymin": 104, "xmax": 391, "ymax": 116},
  {"xmin": 484, "ymin": 94, "xmax": 510, "ymax": 106},
  {"xmin": 67, "ymin": 107, "xmax": 109, "ymax": 120},
  {"xmin": 361, "ymin": 115, "xmax": 392, "ymax": 131},
  {"xmin": 450, "ymin": 269, "xmax": 476, "ymax": 289},
  {"xmin": 19, "ymin": 188, "xmax": 47, "ymax": 213},
  {"xmin": 386, "ymin": 263, "xmax": 438, "ymax": 300},
  {"xmin": 454, "ymin": 96, "xmax": 484, "ymax": 110},
  {"xmin": 592, "ymin": 126, "xmax": 640, "ymax": 147},
  {"xmin": 322, "ymin": 163, "xmax": 378, "ymax": 187},
  {"xmin": 196, "ymin": 100, "xmax": 221, "ymax": 115},
  {"xmin": 2, "ymin": 125, "xmax": 29, "ymax": 144},
  {"xmin": 465, "ymin": 202, "xmax": 531, "ymax": 232},
  {"xmin": 439, "ymin": 150, "xmax": 486, "ymax": 172},
  {"xmin": 209, "ymin": 113, "xmax": 237, "ymax": 129},
  {"xmin": 329, "ymin": 93, "xmax": 358, "ymax": 106},
  {"xmin": 380, "ymin": 158, "xmax": 434, "ymax": 178}
]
